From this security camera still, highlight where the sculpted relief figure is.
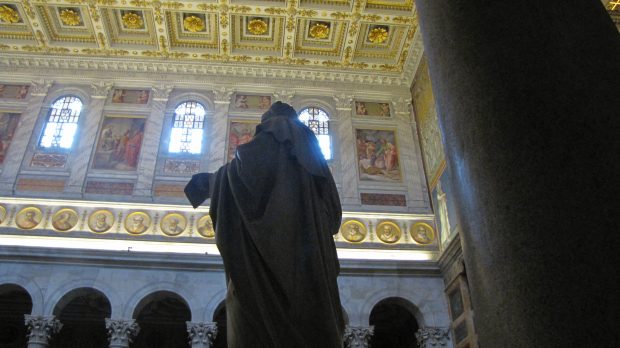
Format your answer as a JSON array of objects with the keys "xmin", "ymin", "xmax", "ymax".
[{"xmin": 185, "ymin": 102, "xmax": 344, "ymax": 348}]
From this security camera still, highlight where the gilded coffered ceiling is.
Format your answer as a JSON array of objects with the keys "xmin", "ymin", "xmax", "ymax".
[{"xmin": 0, "ymin": 0, "xmax": 420, "ymax": 80}]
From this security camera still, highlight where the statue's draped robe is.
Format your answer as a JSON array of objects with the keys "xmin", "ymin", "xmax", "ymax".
[{"xmin": 185, "ymin": 105, "xmax": 344, "ymax": 348}]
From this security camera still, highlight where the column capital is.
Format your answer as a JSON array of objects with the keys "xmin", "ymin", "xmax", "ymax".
[
  {"xmin": 152, "ymin": 84, "xmax": 174, "ymax": 101},
  {"xmin": 333, "ymin": 93, "xmax": 353, "ymax": 110},
  {"xmin": 106, "ymin": 318, "xmax": 140, "ymax": 348},
  {"xmin": 30, "ymin": 79, "xmax": 53, "ymax": 97},
  {"xmin": 186, "ymin": 321, "xmax": 218, "ymax": 347},
  {"xmin": 343, "ymin": 325, "xmax": 374, "ymax": 348},
  {"xmin": 273, "ymin": 90, "xmax": 295, "ymax": 104},
  {"xmin": 90, "ymin": 81, "xmax": 113, "ymax": 99},
  {"xmin": 213, "ymin": 87, "xmax": 234, "ymax": 104},
  {"xmin": 415, "ymin": 327, "xmax": 450, "ymax": 347},
  {"xmin": 24, "ymin": 315, "xmax": 62, "ymax": 346}
]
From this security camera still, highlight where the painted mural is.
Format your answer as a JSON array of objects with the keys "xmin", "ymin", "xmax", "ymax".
[
  {"xmin": 111, "ymin": 89, "xmax": 150, "ymax": 104},
  {"xmin": 355, "ymin": 128, "xmax": 401, "ymax": 182},
  {"xmin": 227, "ymin": 120, "xmax": 259, "ymax": 162},
  {"xmin": 431, "ymin": 167, "xmax": 460, "ymax": 246},
  {"xmin": 0, "ymin": 84, "xmax": 29, "ymax": 99},
  {"xmin": 411, "ymin": 57, "xmax": 446, "ymax": 182},
  {"xmin": 0, "ymin": 112, "xmax": 20, "ymax": 165},
  {"xmin": 232, "ymin": 94, "xmax": 271, "ymax": 110},
  {"xmin": 92, "ymin": 116, "xmax": 145, "ymax": 171},
  {"xmin": 354, "ymin": 101, "xmax": 391, "ymax": 118}
]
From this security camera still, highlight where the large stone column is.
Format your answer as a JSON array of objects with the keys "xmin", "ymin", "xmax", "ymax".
[
  {"xmin": 24, "ymin": 315, "xmax": 62, "ymax": 348},
  {"xmin": 65, "ymin": 81, "xmax": 111, "ymax": 195},
  {"xmin": 105, "ymin": 319, "xmax": 139, "ymax": 348},
  {"xmin": 343, "ymin": 325, "xmax": 373, "ymax": 348},
  {"xmin": 415, "ymin": 327, "xmax": 450, "ymax": 348},
  {"xmin": 186, "ymin": 321, "xmax": 218, "ymax": 348},
  {"xmin": 415, "ymin": 1, "xmax": 620, "ymax": 347},
  {"xmin": 0, "ymin": 80, "xmax": 52, "ymax": 194}
]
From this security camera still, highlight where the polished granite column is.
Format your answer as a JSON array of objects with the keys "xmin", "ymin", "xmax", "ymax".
[{"xmin": 416, "ymin": 1, "xmax": 620, "ymax": 347}]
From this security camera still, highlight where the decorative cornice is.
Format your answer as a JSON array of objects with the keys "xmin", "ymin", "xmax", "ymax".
[{"xmin": 0, "ymin": 55, "xmax": 415, "ymax": 87}]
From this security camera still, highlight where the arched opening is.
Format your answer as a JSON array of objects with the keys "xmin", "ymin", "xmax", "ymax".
[
  {"xmin": 132, "ymin": 291, "xmax": 191, "ymax": 348},
  {"xmin": 369, "ymin": 297, "xmax": 420, "ymax": 348},
  {"xmin": 50, "ymin": 287, "xmax": 111, "ymax": 348},
  {"xmin": 212, "ymin": 300, "xmax": 227, "ymax": 348},
  {"xmin": 0, "ymin": 283, "xmax": 32, "ymax": 348}
]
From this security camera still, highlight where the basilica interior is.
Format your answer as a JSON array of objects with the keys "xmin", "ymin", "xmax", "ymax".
[{"xmin": 1, "ymin": 0, "xmax": 618, "ymax": 347}]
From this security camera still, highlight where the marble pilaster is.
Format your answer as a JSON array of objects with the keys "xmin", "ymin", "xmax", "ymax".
[
  {"xmin": 186, "ymin": 321, "xmax": 218, "ymax": 348},
  {"xmin": 415, "ymin": 327, "xmax": 450, "ymax": 347},
  {"xmin": 333, "ymin": 93, "xmax": 358, "ymax": 205},
  {"xmin": 205, "ymin": 87, "xmax": 233, "ymax": 173},
  {"xmin": 64, "ymin": 82, "xmax": 111, "ymax": 195},
  {"xmin": 24, "ymin": 315, "xmax": 62, "ymax": 348},
  {"xmin": 393, "ymin": 97, "xmax": 427, "ymax": 211},
  {"xmin": 343, "ymin": 325, "xmax": 374, "ymax": 348},
  {"xmin": 133, "ymin": 85, "xmax": 173, "ymax": 197},
  {"xmin": 0, "ymin": 80, "xmax": 52, "ymax": 194},
  {"xmin": 106, "ymin": 318, "xmax": 140, "ymax": 348}
]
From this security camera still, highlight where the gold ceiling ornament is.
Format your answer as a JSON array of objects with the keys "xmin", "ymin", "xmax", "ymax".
[
  {"xmin": 121, "ymin": 12, "xmax": 144, "ymax": 29},
  {"xmin": 247, "ymin": 18, "xmax": 268, "ymax": 35},
  {"xmin": 309, "ymin": 22, "xmax": 330, "ymax": 39},
  {"xmin": 368, "ymin": 26, "xmax": 389, "ymax": 43},
  {"xmin": 0, "ymin": 5, "xmax": 20, "ymax": 24},
  {"xmin": 59, "ymin": 9, "xmax": 81, "ymax": 26},
  {"xmin": 183, "ymin": 15, "xmax": 204, "ymax": 32}
]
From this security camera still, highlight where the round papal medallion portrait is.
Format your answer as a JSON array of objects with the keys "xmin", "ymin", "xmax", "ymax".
[
  {"xmin": 51, "ymin": 208, "xmax": 79, "ymax": 232},
  {"xmin": 88, "ymin": 210, "xmax": 115, "ymax": 233},
  {"xmin": 0, "ymin": 205, "xmax": 6, "ymax": 224},
  {"xmin": 125, "ymin": 212, "xmax": 151, "ymax": 235},
  {"xmin": 16, "ymin": 207, "xmax": 42, "ymax": 230},
  {"xmin": 196, "ymin": 214, "xmax": 214, "ymax": 238},
  {"xmin": 340, "ymin": 220, "xmax": 367, "ymax": 243},
  {"xmin": 410, "ymin": 222, "xmax": 435, "ymax": 245},
  {"xmin": 376, "ymin": 221, "xmax": 401, "ymax": 244},
  {"xmin": 161, "ymin": 213, "xmax": 187, "ymax": 237}
]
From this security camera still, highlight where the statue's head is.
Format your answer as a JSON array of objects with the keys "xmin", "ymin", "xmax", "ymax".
[{"xmin": 261, "ymin": 101, "xmax": 298, "ymax": 122}]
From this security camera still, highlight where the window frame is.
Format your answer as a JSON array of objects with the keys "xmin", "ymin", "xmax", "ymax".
[
  {"xmin": 298, "ymin": 106, "xmax": 332, "ymax": 161},
  {"xmin": 37, "ymin": 95, "xmax": 84, "ymax": 152},
  {"xmin": 167, "ymin": 100, "xmax": 207, "ymax": 155}
]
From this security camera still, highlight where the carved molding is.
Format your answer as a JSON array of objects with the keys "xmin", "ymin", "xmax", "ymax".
[
  {"xmin": 30, "ymin": 79, "xmax": 53, "ymax": 96},
  {"xmin": 343, "ymin": 325, "xmax": 374, "ymax": 348},
  {"xmin": 186, "ymin": 321, "xmax": 218, "ymax": 347},
  {"xmin": 106, "ymin": 318, "xmax": 140, "ymax": 348},
  {"xmin": 415, "ymin": 327, "xmax": 450, "ymax": 347},
  {"xmin": 24, "ymin": 315, "xmax": 63, "ymax": 345}
]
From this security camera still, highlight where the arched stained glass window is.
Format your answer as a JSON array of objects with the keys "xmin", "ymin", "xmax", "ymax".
[
  {"xmin": 39, "ymin": 96, "xmax": 83, "ymax": 149},
  {"xmin": 168, "ymin": 101, "xmax": 206, "ymax": 154},
  {"xmin": 298, "ymin": 107, "xmax": 331, "ymax": 160}
]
